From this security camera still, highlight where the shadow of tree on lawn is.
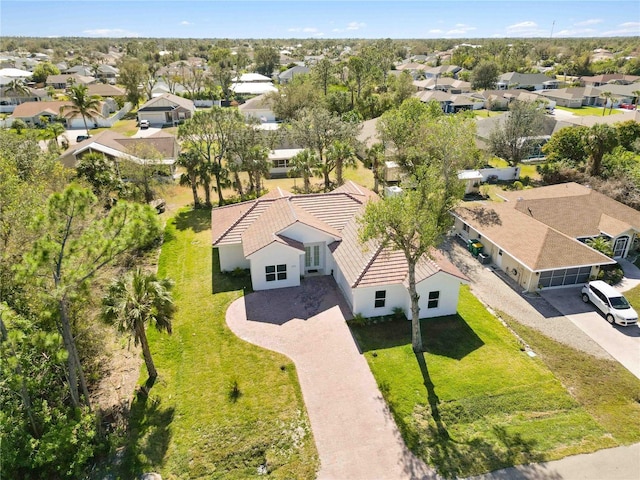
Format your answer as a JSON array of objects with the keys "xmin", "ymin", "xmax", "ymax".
[
  {"xmin": 174, "ymin": 207, "xmax": 211, "ymax": 233},
  {"xmin": 119, "ymin": 390, "xmax": 175, "ymax": 477},
  {"xmin": 406, "ymin": 352, "xmax": 548, "ymax": 479}
]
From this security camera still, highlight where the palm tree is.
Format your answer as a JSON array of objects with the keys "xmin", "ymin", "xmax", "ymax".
[
  {"xmin": 599, "ymin": 91, "xmax": 613, "ymax": 116},
  {"xmin": 327, "ymin": 140, "xmax": 356, "ymax": 186},
  {"xmin": 43, "ymin": 122, "xmax": 66, "ymax": 151},
  {"xmin": 177, "ymin": 149, "xmax": 201, "ymax": 207},
  {"xmin": 102, "ymin": 268, "xmax": 175, "ymax": 381},
  {"xmin": 288, "ymin": 149, "xmax": 319, "ymax": 194},
  {"xmin": 60, "ymin": 84, "xmax": 102, "ymax": 133},
  {"xmin": 365, "ymin": 143, "xmax": 385, "ymax": 194},
  {"xmin": 632, "ymin": 90, "xmax": 640, "ymax": 109},
  {"xmin": 5, "ymin": 78, "xmax": 30, "ymax": 97}
]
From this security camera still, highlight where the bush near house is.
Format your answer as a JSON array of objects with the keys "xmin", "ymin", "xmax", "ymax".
[{"xmin": 350, "ymin": 287, "xmax": 639, "ymax": 478}]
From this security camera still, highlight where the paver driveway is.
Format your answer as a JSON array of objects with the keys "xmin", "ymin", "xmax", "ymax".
[{"xmin": 226, "ymin": 276, "xmax": 436, "ymax": 480}]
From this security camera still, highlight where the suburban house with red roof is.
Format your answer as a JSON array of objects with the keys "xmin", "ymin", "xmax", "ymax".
[
  {"xmin": 212, "ymin": 181, "xmax": 468, "ymax": 318},
  {"xmin": 452, "ymin": 183, "xmax": 640, "ymax": 292}
]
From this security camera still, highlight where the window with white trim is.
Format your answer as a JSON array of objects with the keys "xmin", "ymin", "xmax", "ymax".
[
  {"xmin": 266, "ymin": 264, "xmax": 287, "ymax": 282},
  {"xmin": 427, "ymin": 291, "xmax": 440, "ymax": 309},
  {"xmin": 374, "ymin": 290, "xmax": 386, "ymax": 308}
]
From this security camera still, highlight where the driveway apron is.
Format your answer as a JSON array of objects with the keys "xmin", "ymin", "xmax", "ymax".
[{"xmin": 226, "ymin": 276, "xmax": 435, "ymax": 480}]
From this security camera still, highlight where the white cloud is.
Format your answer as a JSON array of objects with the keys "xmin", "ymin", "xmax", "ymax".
[
  {"xmin": 346, "ymin": 21, "xmax": 366, "ymax": 31},
  {"xmin": 82, "ymin": 28, "xmax": 138, "ymax": 37},
  {"xmin": 288, "ymin": 26, "xmax": 320, "ymax": 33},
  {"xmin": 601, "ymin": 21, "xmax": 640, "ymax": 36},
  {"xmin": 555, "ymin": 28, "xmax": 597, "ymax": 37},
  {"xmin": 180, "ymin": 21, "xmax": 192, "ymax": 26},
  {"xmin": 429, "ymin": 29, "xmax": 444, "ymax": 34},
  {"xmin": 574, "ymin": 19, "xmax": 603, "ymax": 27},
  {"xmin": 505, "ymin": 21, "xmax": 547, "ymax": 36}
]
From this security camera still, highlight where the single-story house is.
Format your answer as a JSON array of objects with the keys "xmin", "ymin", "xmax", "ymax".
[
  {"xmin": 452, "ymin": 183, "xmax": 640, "ymax": 292},
  {"xmin": 238, "ymin": 94, "xmax": 276, "ymax": 123},
  {"xmin": 86, "ymin": 83, "xmax": 125, "ymax": 98},
  {"xmin": 213, "ymin": 181, "xmax": 469, "ymax": 319},
  {"xmin": 498, "ymin": 72, "xmax": 559, "ymax": 91},
  {"xmin": 46, "ymin": 74, "xmax": 95, "ymax": 89},
  {"xmin": 580, "ymin": 74, "xmax": 640, "ymax": 87},
  {"xmin": 268, "ymin": 148, "xmax": 303, "ymax": 177},
  {"xmin": 413, "ymin": 77, "xmax": 472, "ymax": 93},
  {"xmin": 10, "ymin": 99, "xmax": 115, "ymax": 127},
  {"xmin": 0, "ymin": 85, "xmax": 48, "ymax": 113},
  {"xmin": 137, "ymin": 93, "xmax": 195, "ymax": 127},
  {"xmin": 278, "ymin": 65, "xmax": 310, "ymax": 84},
  {"xmin": 537, "ymin": 86, "xmax": 603, "ymax": 108},
  {"xmin": 58, "ymin": 130, "xmax": 179, "ymax": 175}
]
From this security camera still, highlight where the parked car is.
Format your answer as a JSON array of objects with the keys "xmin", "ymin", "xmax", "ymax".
[
  {"xmin": 620, "ymin": 103, "xmax": 636, "ymax": 110},
  {"xmin": 139, "ymin": 119, "xmax": 150, "ymax": 129},
  {"xmin": 76, "ymin": 135, "xmax": 91, "ymax": 142},
  {"xmin": 581, "ymin": 280, "xmax": 638, "ymax": 326}
]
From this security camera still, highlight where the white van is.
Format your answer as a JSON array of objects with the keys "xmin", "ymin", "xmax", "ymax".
[{"xmin": 581, "ymin": 280, "xmax": 638, "ymax": 326}]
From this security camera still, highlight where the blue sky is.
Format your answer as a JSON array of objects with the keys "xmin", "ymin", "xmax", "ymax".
[{"xmin": 1, "ymin": 1, "xmax": 639, "ymax": 39}]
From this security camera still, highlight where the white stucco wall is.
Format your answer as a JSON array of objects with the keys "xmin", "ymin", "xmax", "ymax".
[
  {"xmin": 281, "ymin": 223, "xmax": 336, "ymax": 245},
  {"xmin": 217, "ymin": 244, "xmax": 249, "ymax": 272},
  {"xmin": 414, "ymin": 272, "xmax": 463, "ymax": 317},
  {"xmin": 333, "ymin": 265, "xmax": 354, "ymax": 311},
  {"xmin": 138, "ymin": 111, "xmax": 166, "ymax": 126},
  {"xmin": 249, "ymin": 242, "xmax": 302, "ymax": 290},
  {"xmin": 353, "ymin": 284, "xmax": 407, "ymax": 318}
]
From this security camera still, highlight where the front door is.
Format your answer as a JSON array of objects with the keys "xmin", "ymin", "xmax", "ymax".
[
  {"xmin": 613, "ymin": 236, "xmax": 629, "ymax": 258},
  {"xmin": 305, "ymin": 244, "xmax": 321, "ymax": 273}
]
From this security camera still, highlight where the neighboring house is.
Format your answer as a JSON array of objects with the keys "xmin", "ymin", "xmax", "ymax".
[
  {"xmin": 452, "ymin": 183, "xmax": 640, "ymax": 292},
  {"xmin": 413, "ymin": 77, "xmax": 472, "ymax": 93},
  {"xmin": 10, "ymin": 99, "xmax": 115, "ymax": 127},
  {"xmin": 58, "ymin": 130, "xmax": 179, "ymax": 175},
  {"xmin": 268, "ymin": 148, "xmax": 304, "ymax": 177},
  {"xmin": 498, "ymin": 72, "xmax": 559, "ymax": 91},
  {"xmin": 86, "ymin": 83, "xmax": 125, "ymax": 98},
  {"xmin": 0, "ymin": 68, "xmax": 33, "ymax": 85},
  {"xmin": 580, "ymin": 74, "xmax": 640, "ymax": 87},
  {"xmin": 238, "ymin": 93, "xmax": 276, "ymax": 122},
  {"xmin": 137, "ymin": 93, "xmax": 195, "ymax": 127},
  {"xmin": 537, "ymin": 86, "xmax": 603, "ymax": 107},
  {"xmin": 212, "ymin": 181, "xmax": 468, "ymax": 319},
  {"xmin": 46, "ymin": 74, "xmax": 95, "ymax": 89},
  {"xmin": 0, "ymin": 85, "xmax": 48, "ymax": 113},
  {"xmin": 278, "ymin": 65, "xmax": 310, "ymax": 84},
  {"xmin": 423, "ymin": 65, "xmax": 463, "ymax": 79},
  {"xmin": 414, "ymin": 90, "xmax": 483, "ymax": 113}
]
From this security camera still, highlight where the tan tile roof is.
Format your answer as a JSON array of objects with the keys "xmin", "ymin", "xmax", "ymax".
[
  {"xmin": 86, "ymin": 84, "xmax": 125, "ymax": 97},
  {"xmin": 213, "ymin": 183, "xmax": 467, "ymax": 287},
  {"xmin": 12, "ymin": 100, "xmax": 71, "ymax": 117},
  {"xmin": 259, "ymin": 187, "xmax": 292, "ymax": 199}
]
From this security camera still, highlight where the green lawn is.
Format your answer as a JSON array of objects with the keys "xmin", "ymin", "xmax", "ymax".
[
  {"xmin": 119, "ymin": 208, "xmax": 318, "ymax": 479},
  {"xmin": 488, "ymin": 156, "xmax": 540, "ymax": 181},
  {"xmin": 555, "ymin": 105, "xmax": 623, "ymax": 117},
  {"xmin": 350, "ymin": 287, "xmax": 635, "ymax": 478},
  {"xmin": 625, "ymin": 283, "xmax": 640, "ymax": 310}
]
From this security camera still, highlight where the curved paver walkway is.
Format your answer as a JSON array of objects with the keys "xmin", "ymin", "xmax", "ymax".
[{"xmin": 226, "ymin": 276, "xmax": 436, "ymax": 480}]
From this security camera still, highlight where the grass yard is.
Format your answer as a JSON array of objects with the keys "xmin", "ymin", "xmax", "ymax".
[
  {"xmin": 555, "ymin": 105, "xmax": 623, "ymax": 117},
  {"xmin": 624, "ymin": 283, "xmax": 640, "ymax": 310},
  {"xmin": 89, "ymin": 119, "xmax": 139, "ymax": 137},
  {"xmin": 350, "ymin": 287, "xmax": 632, "ymax": 478},
  {"xmin": 488, "ymin": 156, "xmax": 540, "ymax": 181},
  {"xmin": 118, "ymin": 208, "xmax": 318, "ymax": 479}
]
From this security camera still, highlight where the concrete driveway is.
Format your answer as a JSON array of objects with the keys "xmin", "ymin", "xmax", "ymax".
[
  {"xmin": 541, "ymin": 287, "xmax": 640, "ymax": 379},
  {"xmin": 132, "ymin": 126, "xmax": 162, "ymax": 138},
  {"xmin": 226, "ymin": 276, "xmax": 435, "ymax": 480}
]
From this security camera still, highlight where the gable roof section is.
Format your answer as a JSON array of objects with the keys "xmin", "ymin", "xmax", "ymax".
[
  {"xmin": 453, "ymin": 201, "xmax": 615, "ymax": 272},
  {"xmin": 502, "ymin": 183, "xmax": 640, "ymax": 238},
  {"xmin": 138, "ymin": 93, "xmax": 194, "ymax": 112}
]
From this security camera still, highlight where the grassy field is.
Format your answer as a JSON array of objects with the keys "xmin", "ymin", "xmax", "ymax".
[
  {"xmin": 350, "ymin": 287, "xmax": 638, "ymax": 478},
  {"xmin": 555, "ymin": 105, "xmax": 623, "ymax": 117},
  {"xmin": 488, "ymin": 156, "xmax": 540, "ymax": 181},
  {"xmin": 89, "ymin": 119, "xmax": 139, "ymax": 137},
  {"xmin": 118, "ymin": 208, "xmax": 318, "ymax": 479}
]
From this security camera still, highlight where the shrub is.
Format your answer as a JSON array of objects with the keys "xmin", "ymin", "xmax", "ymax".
[
  {"xmin": 598, "ymin": 263, "xmax": 625, "ymax": 285},
  {"xmin": 349, "ymin": 313, "xmax": 367, "ymax": 327}
]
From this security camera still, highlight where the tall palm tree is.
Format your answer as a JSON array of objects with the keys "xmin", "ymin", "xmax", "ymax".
[
  {"xmin": 43, "ymin": 122, "xmax": 66, "ymax": 150},
  {"xmin": 288, "ymin": 149, "xmax": 319, "ymax": 194},
  {"xmin": 599, "ymin": 91, "xmax": 613, "ymax": 116},
  {"xmin": 60, "ymin": 84, "xmax": 102, "ymax": 133},
  {"xmin": 102, "ymin": 268, "xmax": 175, "ymax": 381},
  {"xmin": 365, "ymin": 143, "xmax": 385, "ymax": 194},
  {"xmin": 327, "ymin": 140, "xmax": 356, "ymax": 186}
]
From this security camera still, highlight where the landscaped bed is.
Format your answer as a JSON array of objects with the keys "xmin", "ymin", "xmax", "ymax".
[
  {"xmin": 350, "ymin": 286, "xmax": 640, "ymax": 478},
  {"xmin": 117, "ymin": 208, "xmax": 318, "ymax": 479}
]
